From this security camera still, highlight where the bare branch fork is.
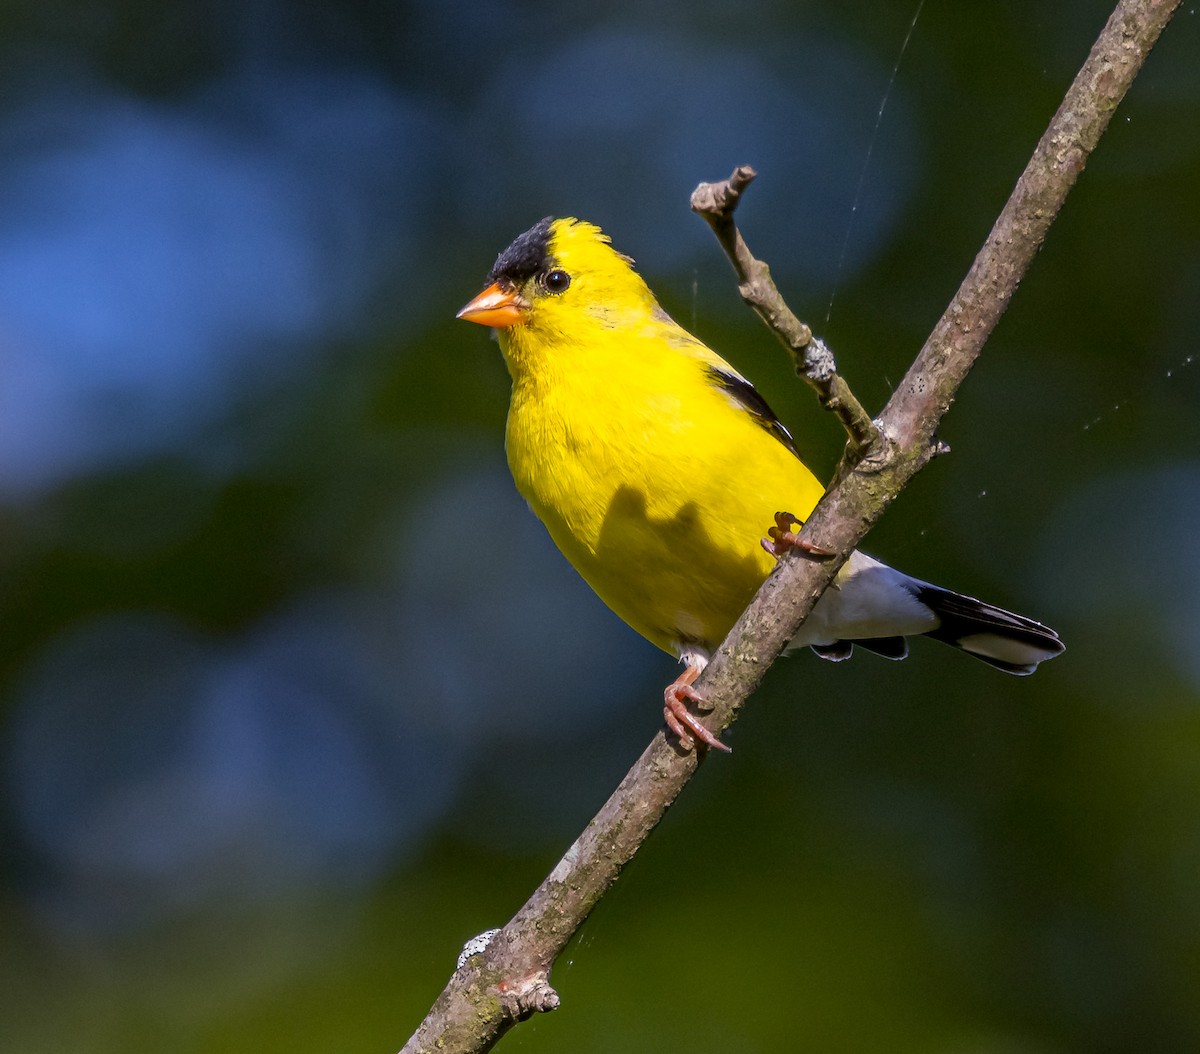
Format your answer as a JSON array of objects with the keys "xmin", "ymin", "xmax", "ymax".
[
  {"xmin": 400, "ymin": 2, "xmax": 1180, "ymax": 1050},
  {"xmin": 691, "ymin": 165, "xmax": 880, "ymax": 466}
]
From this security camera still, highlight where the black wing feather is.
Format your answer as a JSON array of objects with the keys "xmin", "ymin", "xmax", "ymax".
[{"xmin": 706, "ymin": 366, "xmax": 801, "ymax": 459}]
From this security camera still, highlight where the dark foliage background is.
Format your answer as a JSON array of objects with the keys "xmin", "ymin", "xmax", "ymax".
[{"xmin": 1, "ymin": 2, "xmax": 1198, "ymax": 1051}]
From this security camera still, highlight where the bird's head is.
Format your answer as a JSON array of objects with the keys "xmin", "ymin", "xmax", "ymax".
[{"xmin": 456, "ymin": 217, "xmax": 655, "ymax": 336}]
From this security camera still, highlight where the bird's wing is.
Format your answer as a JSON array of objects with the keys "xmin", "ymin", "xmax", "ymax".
[
  {"xmin": 703, "ymin": 364, "xmax": 802, "ymax": 459},
  {"xmin": 652, "ymin": 308, "xmax": 803, "ymax": 460}
]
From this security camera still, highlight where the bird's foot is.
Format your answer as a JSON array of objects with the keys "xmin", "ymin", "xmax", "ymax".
[
  {"xmin": 663, "ymin": 668, "xmax": 730, "ymax": 754},
  {"xmin": 760, "ymin": 511, "xmax": 836, "ymax": 560}
]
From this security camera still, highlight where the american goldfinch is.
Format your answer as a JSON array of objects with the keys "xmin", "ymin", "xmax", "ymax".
[{"xmin": 458, "ymin": 217, "xmax": 1063, "ymax": 751}]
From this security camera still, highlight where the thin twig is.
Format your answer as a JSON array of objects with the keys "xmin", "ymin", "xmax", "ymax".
[
  {"xmin": 691, "ymin": 165, "xmax": 880, "ymax": 465},
  {"xmin": 399, "ymin": 2, "xmax": 1179, "ymax": 1050}
]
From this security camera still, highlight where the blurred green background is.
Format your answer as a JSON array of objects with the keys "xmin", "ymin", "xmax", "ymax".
[{"xmin": 1, "ymin": 1, "xmax": 1198, "ymax": 1051}]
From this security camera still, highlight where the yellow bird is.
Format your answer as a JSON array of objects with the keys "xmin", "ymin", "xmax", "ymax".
[{"xmin": 457, "ymin": 217, "xmax": 1063, "ymax": 751}]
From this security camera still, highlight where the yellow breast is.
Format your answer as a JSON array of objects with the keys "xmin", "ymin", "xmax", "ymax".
[{"xmin": 500, "ymin": 317, "xmax": 824, "ymax": 656}]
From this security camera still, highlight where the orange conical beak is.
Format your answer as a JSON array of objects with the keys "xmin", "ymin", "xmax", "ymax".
[{"xmin": 456, "ymin": 282, "xmax": 527, "ymax": 329}]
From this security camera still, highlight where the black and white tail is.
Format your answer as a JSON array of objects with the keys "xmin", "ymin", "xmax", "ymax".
[
  {"xmin": 797, "ymin": 553, "xmax": 1064, "ymax": 675},
  {"xmin": 912, "ymin": 582, "xmax": 1064, "ymax": 675}
]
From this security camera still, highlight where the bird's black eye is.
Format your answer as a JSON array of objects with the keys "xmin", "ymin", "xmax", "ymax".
[{"xmin": 542, "ymin": 269, "xmax": 571, "ymax": 294}]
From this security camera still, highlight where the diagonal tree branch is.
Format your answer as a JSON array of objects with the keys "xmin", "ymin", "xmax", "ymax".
[{"xmin": 399, "ymin": 1, "xmax": 1180, "ymax": 1050}]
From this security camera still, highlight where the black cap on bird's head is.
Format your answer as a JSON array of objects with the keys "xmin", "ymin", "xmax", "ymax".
[
  {"xmin": 457, "ymin": 216, "xmax": 561, "ymax": 329},
  {"xmin": 457, "ymin": 216, "xmax": 634, "ymax": 329},
  {"xmin": 487, "ymin": 216, "xmax": 553, "ymax": 287}
]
